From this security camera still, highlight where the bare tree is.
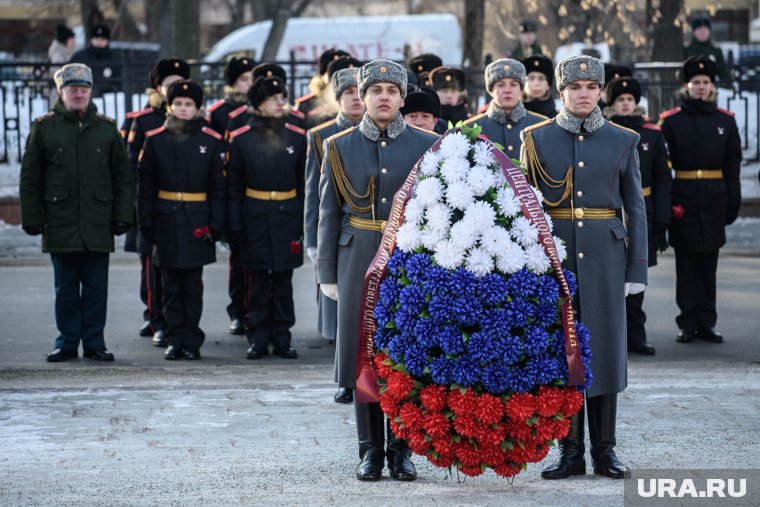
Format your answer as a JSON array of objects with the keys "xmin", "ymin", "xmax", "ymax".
[
  {"xmin": 173, "ymin": 0, "xmax": 200, "ymax": 59},
  {"xmin": 463, "ymin": 0, "xmax": 485, "ymax": 67},
  {"xmin": 256, "ymin": 0, "xmax": 313, "ymax": 61},
  {"xmin": 650, "ymin": 0, "xmax": 686, "ymax": 62}
]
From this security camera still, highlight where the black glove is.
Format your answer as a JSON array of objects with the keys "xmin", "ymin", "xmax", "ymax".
[
  {"xmin": 210, "ymin": 229, "xmax": 223, "ymax": 242},
  {"xmin": 227, "ymin": 230, "xmax": 246, "ymax": 245},
  {"xmin": 725, "ymin": 207, "xmax": 740, "ymax": 226},
  {"xmin": 22, "ymin": 225, "xmax": 43, "ymax": 236},
  {"xmin": 111, "ymin": 221, "xmax": 130, "ymax": 236},
  {"xmin": 655, "ymin": 224, "xmax": 669, "ymax": 253},
  {"xmin": 140, "ymin": 227, "xmax": 154, "ymax": 244}
]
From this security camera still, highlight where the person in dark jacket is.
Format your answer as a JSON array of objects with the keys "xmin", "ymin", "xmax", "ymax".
[
  {"xmin": 226, "ymin": 76, "xmax": 307, "ymax": 360},
  {"xmin": 428, "ymin": 66, "xmax": 470, "ymax": 128},
  {"xmin": 126, "ymin": 57, "xmax": 191, "ymax": 346},
  {"xmin": 401, "ymin": 85, "xmax": 440, "ymax": 132},
  {"xmin": 69, "ymin": 23, "xmax": 121, "ymax": 97},
  {"xmin": 295, "ymin": 49, "xmax": 351, "ymax": 128},
  {"xmin": 684, "ymin": 16, "xmax": 730, "ymax": 85},
  {"xmin": 20, "ymin": 64, "xmax": 133, "ymax": 362},
  {"xmin": 604, "ymin": 76, "xmax": 673, "ymax": 355},
  {"xmin": 522, "ymin": 55, "xmax": 557, "ymax": 118},
  {"xmin": 510, "ymin": 20, "xmax": 544, "ymax": 60},
  {"xmin": 138, "ymin": 80, "xmax": 226, "ymax": 360},
  {"xmin": 408, "ymin": 53, "xmax": 442, "ymax": 86},
  {"xmin": 659, "ymin": 56, "xmax": 741, "ymax": 344}
]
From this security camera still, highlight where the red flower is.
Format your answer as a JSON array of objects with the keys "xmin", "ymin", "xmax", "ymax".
[
  {"xmin": 429, "ymin": 453, "xmax": 455, "ymax": 469},
  {"xmin": 193, "ymin": 226, "xmax": 210, "ymax": 239},
  {"xmin": 399, "ymin": 403, "xmax": 424, "ymax": 430},
  {"xmin": 448, "ymin": 387, "xmax": 478, "ymax": 415},
  {"xmin": 386, "ymin": 370, "xmax": 415, "ymax": 401},
  {"xmin": 552, "ymin": 417, "xmax": 571, "ymax": 438},
  {"xmin": 389, "ymin": 417, "xmax": 408, "ymax": 440},
  {"xmin": 561, "ymin": 389, "xmax": 584, "ymax": 416},
  {"xmin": 373, "ymin": 352, "xmax": 392, "ymax": 380},
  {"xmin": 506, "ymin": 420, "xmax": 533, "ymax": 442},
  {"xmin": 452, "ymin": 414, "xmax": 480, "ymax": 438},
  {"xmin": 419, "ymin": 384, "xmax": 448, "ymax": 412},
  {"xmin": 290, "ymin": 239, "xmax": 302, "ymax": 254},
  {"xmin": 422, "ymin": 412, "xmax": 450, "ymax": 438},
  {"xmin": 475, "ymin": 393, "xmax": 503, "ymax": 425},
  {"xmin": 458, "ymin": 464, "xmax": 485, "ymax": 477},
  {"xmin": 494, "ymin": 462, "xmax": 522, "ymax": 478},
  {"xmin": 672, "ymin": 204, "xmax": 685, "ymax": 219},
  {"xmin": 535, "ymin": 386, "xmax": 566, "ymax": 417},
  {"xmin": 454, "ymin": 441, "xmax": 481, "ymax": 468},
  {"xmin": 407, "ymin": 430, "xmax": 429, "ymax": 455},
  {"xmin": 505, "ymin": 392, "xmax": 536, "ymax": 422},
  {"xmin": 533, "ymin": 418, "xmax": 556, "ymax": 442},
  {"xmin": 379, "ymin": 394, "xmax": 401, "ymax": 419},
  {"xmin": 480, "ymin": 444, "xmax": 507, "ymax": 467},
  {"xmin": 432, "ymin": 437, "xmax": 455, "ymax": 457},
  {"xmin": 475, "ymin": 423, "xmax": 506, "ymax": 448}
]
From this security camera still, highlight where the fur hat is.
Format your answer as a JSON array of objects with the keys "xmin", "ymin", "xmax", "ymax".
[
  {"xmin": 409, "ymin": 53, "xmax": 443, "ymax": 76},
  {"xmin": 522, "ymin": 55, "xmax": 554, "ymax": 85},
  {"xmin": 150, "ymin": 58, "xmax": 191, "ymax": 89},
  {"xmin": 54, "ymin": 63, "xmax": 93, "ymax": 91},
  {"xmin": 681, "ymin": 55, "xmax": 718, "ymax": 83},
  {"xmin": 248, "ymin": 76, "xmax": 287, "ymax": 108},
  {"xmin": 358, "ymin": 59, "xmax": 408, "ymax": 99},
  {"xmin": 225, "ymin": 57, "xmax": 255, "ymax": 86},
  {"xmin": 604, "ymin": 64, "xmax": 632, "ymax": 85},
  {"xmin": 400, "ymin": 86, "xmax": 440, "ymax": 117},
  {"xmin": 326, "ymin": 56, "xmax": 362, "ymax": 79},
  {"xmin": 518, "ymin": 20, "xmax": 538, "ymax": 33},
  {"xmin": 89, "ymin": 23, "xmax": 110, "ymax": 40},
  {"xmin": 606, "ymin": 76, "xmax": 641, "ymax": 105},
  {"xmin": 331, "ymin": 67, "xmax": 359, "ymax": 100},
  {"xmin": 56, "ymin": 24, "xmax": 75, "ymax": 44},
  {"xmin": 318, "ymin": 49, "xmax": 350, "ymax": 75},
  {"xmin": 252, "ymin": 62, "xmax": 287, "ymax": 83},
  {"xmin": 429, "ymin": 66, "xmax": 465, "ymax": 91},
  {"xmin": 691, "ymin": 16, "xmax": 711, "ymax": 30},
  {"xmin": 167, "ymin": 79, "xmax": 203, "ymax": 108},
  {"xmin": 485, "ymin": 58, "xmax": 526, "ymax": 90},
  {"xmin": 555, "ymin": 55, "xmax": 605, "ymax": 91}
]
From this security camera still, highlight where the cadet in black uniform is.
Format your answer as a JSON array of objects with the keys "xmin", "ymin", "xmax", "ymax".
[
  {"xmin": 401, "ymin": 85, "xmax": 440, "ymax": 133},
  {"xmin": 127, "ymin": 57, "xmax": 191, "ymax": 346},
  {"xmin": 226, "ymin": 76, "xmax": 307, "ymax": 360},
  {"xmin": 428, "ymin": 66, "xmax": 469, "ymax": 127},
  {"xmin": 522, "ymin": 55, "xmax": 557, "ymax": 118},
  {"xmin": 408, "ymin": 53, "xmax": 442, "ymax": 85},
  {"xmin": 137, "ymin": 80, "xmax": 226, "ymax": 360},
  {"xmin": 604, "ymin": 76, "xmax": 673, "ymax": 355},
  {"xmin": 659, "ymin": 56, "xmax": 741, "ymax": 344},
  {"xmin": 294, "ymin": 49, "xmax": 350, "ymax": 128}
]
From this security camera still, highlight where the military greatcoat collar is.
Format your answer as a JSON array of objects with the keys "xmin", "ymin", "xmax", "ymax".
[
  {"xmin": 486, "ymin": 100, "xmax": 526, "ymax": 125},
  {"xmin": 336, "ymin": 111, "xmax": 360, "ymax": 130},
  {"xmin": 359, "ymin": 112, "xmax": 406, "ymax": 142},
  {"xmin": 556, "ymin": 105, "xmax": 605, "ymax": 134}
]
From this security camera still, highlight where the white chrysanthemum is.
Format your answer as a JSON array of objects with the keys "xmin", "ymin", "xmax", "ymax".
[
  {"xmin": 419, "ymin": 150, "xmax": 442, "ymax": 177},
  {"xmin": 554, "ymin": 235, "xmax": 567, "ymax": 261},
  {"xmin": 449, "ymin": 220, "xmax": 478, "ymax": 252},
  {"xmin": 465, "ymin": 246, "xmax": 494, "ymax": 277},
  {"xmin": 532, "ymin": 185, "xmax": 545, "ymax": 205},
  {"xmin": 525, "ymin": 243, "xmax": 551, "ymax": 274},
  {"xmin": 544, "ymin": 212, "xmax": 554, "ymax": 233},
  {"xmin": 433, "ymin": 239, "xmax": 465, "ymax": 270},
  {"xmin": 415, "ymin": 177, "xmax": 443, "ymax": 206},
  {"xmin": 496, "ymin": 185, "xmax": 522, "ymax": 218},
  {"xmin": 420, "ymin": 226, "xmax": 446, "ymax": 250},
  {"xmin": 445, "ymin": 181, "xmax": 475, "ymax": 210},
  {"xmin": 438, "ymin": 132, "xmax": 470, "ymax": 160},
  {"xmin": 496, "ymin": 240, "xmax": 526, "ymax": 274},
  {"xmin": 439, "ymin": 157, "xmax": 470, "ymax": 186},
  {"xmin": 473, "ymin": 141, "xmax": 496, "ymax": 167},
  {"xmin": 425, "ymin": 203, "xmax": 451, "ymax": 233},
  {"xmin": 396, "ymin": 222, "xmax": 421, "ymax": 252},
  {"xmin": 467, "ymin": 164, "xmax": 497, "ymax": 196},
  {"xmin": 480, "ymin": 226, "xmax": 513, "ymax": 256},
  {"xmin": 404, "ymin": 197, "xmax": 426, "ymax": 226},
  {"xmin": 510, "ymin": 215, "xmax": 539, "ymax": 247},
  {"xmin": 462, "ymin": 201, "xmax": 497, "ymax": 234}
]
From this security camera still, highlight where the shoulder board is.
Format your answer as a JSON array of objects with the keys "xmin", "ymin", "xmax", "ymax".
[
  {"xmin": 145, "ymin": 126, "xmax": 166, "ymax": 137},
  {"xmin": 659, "ymin": 107, "xmax": 681, "ymax": 120},
  {"xmin": 408, "ymin": 124, "xmax": 439, "ymax": 137},
  {"xmin": 522, "ymin": 118, "xmax": 553, "ymax": 133},
  {"xmin": 608, "ymin": 121, "xmax": 638, "ymax": 135},
  {"xmin": 285, "ymin": 123, "xmax": 306, "ymax": 136},
  {"xmin": 462, "ymin": 113, "xmax": 485, "ymax": 125},
  {"xmin": 311, "ymin": 119, "xmax": 337, "ymax": 134},
  {"xmin": 229, "ymin": 105, "xmax": 247, "ymax": 119},
  {"xmin": 641, "ymin": 122, "xmax": 661, "ymax": 131},
  {"xmin": 96, "ymin": 113, "xmax": 115, "ymax": 123},
  {"xmin": 130, "ymin": 107, "xmax": 153, "ymax": 119},
  {"xmin": 229, "ymin": 125, "xmax": 251, "ymax": 140},
  {"xmin": 289, "ymin": 109, "xmax": 306, "ymax": 120},
  {"xmin": 202, "ymin": 126, "xmax": 223, "ymax": 140},
  {"xmin": 717, "ymin": 107, "xmax": 735, "ymax": 118},
  {"xmin": 325, "ymin": 126, "xmax": 357, "ymax": 144},
  {"xmin": 206, "ymin": 99, "xmax": 225, "ymax": 114},
  {"xmin": 295, "ymin": 92, "xmax": 316, "ymax": 105},
  {"xmin": 33, "ymin": 111, "xmax": 55, "ymax": 123},
  {"xmin": 527, "ymin": 111, "xmax": 549, "ymax": 120}
]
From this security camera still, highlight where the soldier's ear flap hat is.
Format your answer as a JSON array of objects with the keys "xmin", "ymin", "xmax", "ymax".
[
  {"xmin": 681, "ymin": 55, "xmax": 718, "ymax": 83},
  {"xmin": 252, "ymin": 62, "xmax": 287, "ymax": 83},
  {"xmin": 150, "ymin": 58, "xmax": 191, "ymax": 89},
  {"xmin": 248, "ymin": 76, "xmax": 288, "ymax": 108},
  {"xmin": 522, "ymin": 55, "xmax": 554, "ymax": 85},
  {"xmin": 89, "ymin": 23, "xmax": 110, "ymax": 40},
  {"xmin": 167, "ymin": 79, "xmax": 203, "ymax": 108},
  {"xmin": 606, "ymin": 76, "xmax": 641, "ymax": 105},
  {"xmin": 326, "ymin": 56, "xmax": 363, "ymax": 80},
  {"xmin": 555, "ymin": 55, "xmax": 605, "ymax": 91},
  {"xmin": 54, "ymin": 63, "xmax": 93, "ymax": 91},
  {"xmin": 485, "ymin": 58, "xmax": 526, "ymax": 90},
  {"xmin": 400, "ymin": 86, "xmax": 440, "ymax": 117},
  {"xmin": 331, "ymin": 67, "xmax": 360, "ymax": 100},
  {"xmin": 429, "ymin": 66, "xmax": 466, "ymax": 91},
  {"xmin": 318, "ymin": 49, "xmax": 350, "ymax": 76},
  {"xmin": 358, "ymin": 59, "xmax": 408, "ymax": 99},
  {"xmin": 225, "ymin": 57, "xmax": 255, "ymax": 86}
]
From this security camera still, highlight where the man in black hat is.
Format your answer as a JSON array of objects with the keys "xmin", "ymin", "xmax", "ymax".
[
  {"xmin": 604, "ymin": 76, "xmax": 673, "ymax": 356},
  {"xmin": 401, "ymin": 85, "xmax": 440, "ymax": 133},
  {"xmin": 599, "ymin": 64, "xmax": 632, "ymax": 109},
  {"xmin": 684, "ymin": 16, "xmax": 729, "ymax": 84},
  {"xmin": 658, "ymin": 56, "xmax": 741, "ymax": 345},
  {"xmin": 205, "ymin": 57, "xmax": 256, "ymax": 137},
  {"xmin": 295, "ymin": 49, "xmax": 351, "ymax": 128},
  {"xmin": 408, "ymin": 53, "xmax": 443, "ymax": 84},
  {"xmin": 49, "ymin": 24, "xmax": 76, "ymax": 64},
  {"xmin": 522, "ymin": 55, "xmax": 557, "ymax": 118},
  {"xmin": 428, "ymin": 66, "xmax": 469, "ymax": 127},
  {"xmin": 511, "ymin": 20, "xmax": 543, "ymax": 60},
  {"xmin": 69, "ymin": 23, "xmax": 122, "ymax": 97}
]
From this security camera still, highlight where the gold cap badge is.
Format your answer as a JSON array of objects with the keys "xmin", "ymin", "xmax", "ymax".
[
  {"xmin": 504, "ymin": 64, "xmax": 510, "ymax": 71},
  {"xmin": 174, "ymin": 61, "xmax": 180, "ymax": 68},
  {"xmin": 266, "ymin": 70, "xmax": 272, "ymax": 76},
  {"xmin": 534, "ymin": 61, "xmax": 539, "ymax": 67},
  {"xmin": 622, "ymin": 81, "xmax": 628, "ymax": 87},
  {"xmin": 182, "ymin": 83, "xmax": 188, "ymax": 90},
  {"xmin": 580, "ymin": 62, "xmax": 588, "ymax": 71},
  {"xmin": 445, "ymin": 74, "xmax": 452, "ymax": 81},
  {"xmin": 699, "ymin": 62, "xmax": 705, "ymax": 69},
  {"xmin": 379, "ymin": 66, "xmax": 388, "ymax": 73}
]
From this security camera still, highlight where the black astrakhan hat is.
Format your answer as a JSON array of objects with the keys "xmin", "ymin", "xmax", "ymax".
[
  {"xmin": 150, "ymin": 58, "xmax": 191, "ymax": 89},
  {"xmin": 89, "ymin": 23, "xmax": 110, "ymax": 40},
  {"xmin": 56, "ymin": 24, "xmax": 75, "ymax": 44},
  {"xmin": 518, "ymin": 20, "xmax": 538, "ymax": 33},
  {"xmin": 225, "ymin": 57, "xmax": 255, "ymax": 86},
  {"xmin": 318, "ymin": 49, "xmax": 351, "ymax": 75},
  {"xmin": 409, "ymin": 53, "xmax": 443, "ymax": 76},
  {"xmin": 606, "ymin": 76, "xmax": 642, "ymax": 105},
  {"xmin": 604, "ymin": 64, "xmax": 632, "ymax": 85},
  {"xmin": 167, "ymin": 79, "xmax": 204, "ymax": 108},
  {"xmin": 429, "ymin": 66, "xmax": 466, "ymax": 91},
  {"xmin": 522, "ymin": 55, "xmax": 554, "ymax": 85},
  {"xmin": 400, "ymin": 86, "xmax": 440, "ymax": 117},
  {"xmin": 252, "ymin": 62, "xmax": 287, "ymax": 83},
  {"xmin": 691, "ymin": 16, "xmax": 712, "ymax": 30},
  {"xmin": 326, "ymin": 56, "xmax": 363, "ymax": 79},
  {"xmin": 681, "ymin": 55, "xmax": 718, "ymax": 83},
  {"xmin": 248, "ymin": 76, "xmax": 288, "ymax": 108}
]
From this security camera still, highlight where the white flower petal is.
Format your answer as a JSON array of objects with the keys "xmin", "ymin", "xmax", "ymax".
[
  {"xmin": 496, "ymin": 240, "xmax": 526, "ymax": 274},
  {"xmin": 525, "ymin": 243, "xmax": 551, "ymax": 274},
  {"xmin": 415, "ymin": 177, "xmax": 443, "ymax": 206},
  {"xmin": 396, "ymin": 222, "xmax": 421, "ymax": 252},
  {"xmin": 445, "ymin": 181, "xmax": 475, "ymax": 210}
]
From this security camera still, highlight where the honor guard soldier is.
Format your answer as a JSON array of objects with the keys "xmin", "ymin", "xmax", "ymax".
[
  {"xmin": 463, "ymin": 58, "xmax": 547, "ymax": 160},
  {"xmin": 604, "ymin": 76, "xmax": 673, "ymax": 355},
  {"xmin": 295, "ymin": 49, "xmax": 351, "ymax": 128},
  {"xmin": 137, "ymin": 80, "xmax": 226, "ymax": 360},
  {"xmin": 401, "ymin": 85, "xmax": 440, "ymax": 133},
  {"xmin": 205, "ymin": 57, "xmax": 255, "ymax": 136},
  {"xmin": 522, "ymin": 55, "xmax": 557, "ymax": 118},
  {"xmin": 20, "ymin": 64, "xmax": 134, "ymax": 362},
  {"xmin": 317, "ymin": 59, "xmax": 438, "ymax": 481},
  {"xmin": 226, "ymin": 76, "xmax": 307, "ymax": 360},
  {"xmin": 408, "ymin": 53, "xmax": 442, "ymax": 85},
  {"xmin": 428, "ymin": 66, "xmax": 470, "ymax": 128},
  {"xmin": 521, "ymin": 55, "xmax": 647, "ymax": 480},
  {"xmin": 684, "ymin": 17, "xmax": 730, "ymax": 85},
  {"xmin": 127, "ymin": 57, "xmax": 191, "ymax": 347},
  {"xmin": 304, "ymin": 67, "xmax": 365, "ymax": 403},
  {"xmin": 659, "ymin": 56, "xmax": 741, "ymax": 344}
]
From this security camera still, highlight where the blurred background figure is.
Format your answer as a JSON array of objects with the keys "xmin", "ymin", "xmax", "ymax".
[
  {"xmin": 684, "ymin": 16, "xmax": 730, "ymax": 85},
  {"xmin": 510, "ymin": 20, "xmax": 543, "ymax": 60}
]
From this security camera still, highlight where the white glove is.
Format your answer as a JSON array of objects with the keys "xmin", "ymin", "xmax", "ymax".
[
  {"xmin": 625, "ymin": 282, "xmax": 646, "ymax": 297},
  {"xmin": 321, "ymin": 283, "xmax": 338, "ymax": 301},
  {"xmin": 307, "ymin": 246, "xmax": 318, "ymax": 264}
]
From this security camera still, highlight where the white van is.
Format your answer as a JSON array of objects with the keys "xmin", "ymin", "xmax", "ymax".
[{"xmin": 204, "ymin": 13, "xmax": 462, "ymax": 66}]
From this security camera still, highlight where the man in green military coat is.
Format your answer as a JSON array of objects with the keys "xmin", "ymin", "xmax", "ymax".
[
  {"xmin": 684, "ymin": 16, "xmax": 730, "ymax": 85},
  {"xmin": 20, "ymin": 63, "xmax": 134, "ymax": 362}
]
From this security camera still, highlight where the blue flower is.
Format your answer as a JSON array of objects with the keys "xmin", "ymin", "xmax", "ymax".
[
  {"xmin": 430, "ymin": 355, "xmax": 454, "ymax": 385},
  {"xmin": 422, "ymin": 265, "xmax": 449, "ymax": 295},
  {"xmin": 438, "ymin": 325, "xmax": 465, "ymax": 356},
  {"xmin": 373, "ymin": 326, "xmax": 394, "ymax": 350},
  {"xmin": 563, "ymin": 269, "xmax": 577, "ymax": 298},
  {"xmin": 498, "ymin": 334, "xmax": 523, "ymax": 365},
  {"xmin": 525, "ymin": 356, "xmax": 559, "ymax": 385},
  {"xmin": 477, "ymin": 273, "xmax": 509, "ymax": 307},
  {"xmin": 378, "ymin": 277, "xmax": 402, "ymax": 308},
  {"xmin": 414, "ymin": 319, "xmax": 440, "ymax": 350},
  {"xmin": 452, "ymin": 358, "xmax": 480, "ymax": 386},
  {"xmin": 481, "ymin": 308, "xmax": 511, "ymax": 338},
  {"xmin": 506, "ymin": 268, "xmax": 539, "ymax": 299},
  {"xmin": 466, "ymin": 331, "xmax": 502, "ymax": 365},
  {"xmin": 504, "ymin": 298, "xmax": 533, "ymax": 329},
  {"xmin": 428, "ymin": 295, "xmax": 454, "ymax": 323},
  {"xmin": 535, "ymin": 275, "xmax": 560, "ymax": 302},
  {"xmin": 388, "ymin": 333, "xmax": 410, "ymax": 363},
  {"xmin": 534, "ymin": 301, "xmax": 559, "ymax": 327},
  {"xmin": 480, "ymin": 363, "xmax": 511, "ymax": 394},
  {"xmin": 404, "ymin": 342, "xmax": 428, "ymax": 377},
  {"xmin": 447, "ymin": 267, "xmax": 477, "ymax": 298},
  {"xmin": 450, "ymin": 296, "xmax": 484, "ymax": 326},
  {"xmin": 523, "ymin": 325, "xmax": 550, "ymax": 357},
  {"xmin": 398, "ymin": 284, "xmax": 426, "ymax": 316},
  {"xmin": 374, "ymin": 302, "xmax": 393, "ymax": 328},
  {"xmin": 405, "ymin": 253, "xmax": 433, "ymax": 284},
  {"xmin": 506, "ymin": 366, "xmax": 534, "ymax": 393},
  {"xmin": 387, "ymin": 249, "xmax": 411, "ymax": 276}
]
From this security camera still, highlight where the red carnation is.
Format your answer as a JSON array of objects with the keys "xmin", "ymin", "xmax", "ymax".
[
  {"xmin": 452, "ymin": 414, "xmax": 480, "ymax": 438},
  {"xmin": 535, "ymin": 386, "xmax": 566, "ymax": 417},
  {"xmin": 505, "ymin": 392, "xmax": 536, "ymax": 422},
  {"xmin": 480, "ymin": 444, "xmax": 507, "ymax": 467},
  {"xmin": 379, "ymin": 394, "xmax": 401, "ymax": 419},
  {"xmin": 373, "ymin": 352, "xmax": 392, "ymax": 380},
  {"xmin": 552, "ymin": 417, "xmax": 571, "ymax": 438},
  {"xmin": 419, "ymin": 384, "xmax": 448, "ymax": 412},
  {"xmin": 475, "ymin": 393, "xmax": 504, "ymax": 425},
  {"xmin": 454, "ymin": 441, "xmax": 481, "ymax": 468},
  {"xmin": 399, "ymin": 403, "xmax": 424, "ymax": 429},
  {"xmin": 423, "ymin": 412, "xmax": 451, "ymax": 438},
  {"xmin": 193, "ymin": 225, "xmax": 210, "ymax": 239},
  {"xmin": 506, "ymin": 420, "xmax": 534, "ymax": 442},
  {"xmin": 448, "ymin": 387, "xmax": 478, "ymax": 415},
  {"xmin": 386, "ymin": 370, "xmax": 414, "ymax": 401},
  {"xmin": 533, "ymin": 419, "xmax": 556, "ymax": 442},
  {"xmin": 389, "ymin": 417, "xmax": 408, "ymax": 440},
  {"xmin": 407, "ymin": 430, "xmax": 429, "ymax": 455},
  {"xmin": 672, "ymin": 204, "xmax": 685, "ymax": 219},
  {"xmin": 475, "ymin": 423, "xmax": 506, "ymax": 448},
  {"xmin": 432, "ymin": 437, "xmax": 455, "ymax": 457},
  {"xmin": 561, "ymin": 389, "xmax": 584, "ymax": 416},
  {"xmin": 429, "ymin": 453, "xmax": 455, "ymax": 469},
  {"xmin": 494, "ymin": 462, "xmax": 522, "ymax": 478},
  {"xmin": 290, "ymin": 239, "xmax": 302, "ymax": 254},
  {"xmin": 458, "ymin": 464, "xmax": 485, "ymax": 477}
]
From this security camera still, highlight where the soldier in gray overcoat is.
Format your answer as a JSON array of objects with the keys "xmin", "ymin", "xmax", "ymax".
[
  {"xmin": 520, "ymin": 55, "xmax": 648, "ymax": 481},
  {"xmin": 463, "ymin": 58, "xmax": 548, "ymax": 160},
  {"xmin": 317, "ymin": 59, "xmax": 438, "ymax": 481},
  {"xmin": 304, "ymin": 67, "xmax": 364, "ymax": 404}
]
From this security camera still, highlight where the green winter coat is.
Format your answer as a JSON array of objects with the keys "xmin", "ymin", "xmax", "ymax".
[
  {"xmin": 20, "ymin": 100, "xmax": 134, "ymax": 253},
  {"xmin": 683, "ymin": 39, "xmax": 730, "ymax": 84}
]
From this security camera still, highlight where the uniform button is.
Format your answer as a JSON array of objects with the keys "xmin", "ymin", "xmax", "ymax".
[
  {"xmin": 576, "ymin": 190, "xmax": 583, "ymax": 197},
  {"xmin": 380, "ymin": 141, "xmax": 387, "ymax": 147},
  {"xmin": 381, "ymin": 197, "xmax": 387, "ymax": 204},
  {"xmin": 578, "ymin": 252, "xmax": 585, "ymax": 259},
  {"xmin": 578, "ymin": 135, "xmax": 584, "ymax": 141},
  {"xmin": 508, "ymin": 145, "xmax": 514, "ymax": 151},
  {"xmin": 578, "ymin": 161, "xmax": 585, "ymax": 168},
  {"xmin": 381, "ymin": 168, "xmax": 388, "ymax": 174},
  {"xmin": 507, "ymin": 124, "xmax": 512, "ymax": 130},
  {"xmin": 577, "ymin": 221, "xmax": 584, "ymax": 228}
]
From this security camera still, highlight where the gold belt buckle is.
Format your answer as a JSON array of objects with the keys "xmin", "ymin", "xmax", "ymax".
[
  {"xmin": 574, "ymin": 208, "xmax": 585, "ymax": 219},
  {"xmin": 270, "ymin": 190, "xmax": 278, "ymax": 200},
  {"xmin": 696, "ymin": 170, "xmax": 703, "ymax": 179},
  {"xmin": 175, "ymin": 191, "xmax": 183, "ymax": 201}
]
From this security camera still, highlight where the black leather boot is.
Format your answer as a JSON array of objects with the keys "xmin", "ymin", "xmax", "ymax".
[
  {"xmin": 587, "ymin": 393, "xmax": 629, "ymax": 479},
  {"xmin": 386, "ymin": 419, "xmax": 417, "ymax": 481},
  {"xmin": 541, "ymin": 405, "xmax": 586, "ymax": 479},
  {"xmin": 355, "ymin": 403, "xmax": 385, "ymax": 481}
]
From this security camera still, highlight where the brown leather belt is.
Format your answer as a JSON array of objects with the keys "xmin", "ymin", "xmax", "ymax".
[
  {"xmin": 642, "ymin": 186, "xmax": 652, "ymax": 197},
  {"xmin": 675, "ymin": 170, "xmax": 723, "ymax": 180},
  {"xmin": 245, "ymin": 188, "xmax": 297, "ymax": 201},
  {"xmin": 348, "ymin": 215, "xmax": 387, "ymax": 232},
  {"xmin": 546, "ymin": 208, "xmax": 617, "ymax": 220},
  {"xmin": 157, "ymin": 190, "xmax": 207, "ymax": 202}
]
